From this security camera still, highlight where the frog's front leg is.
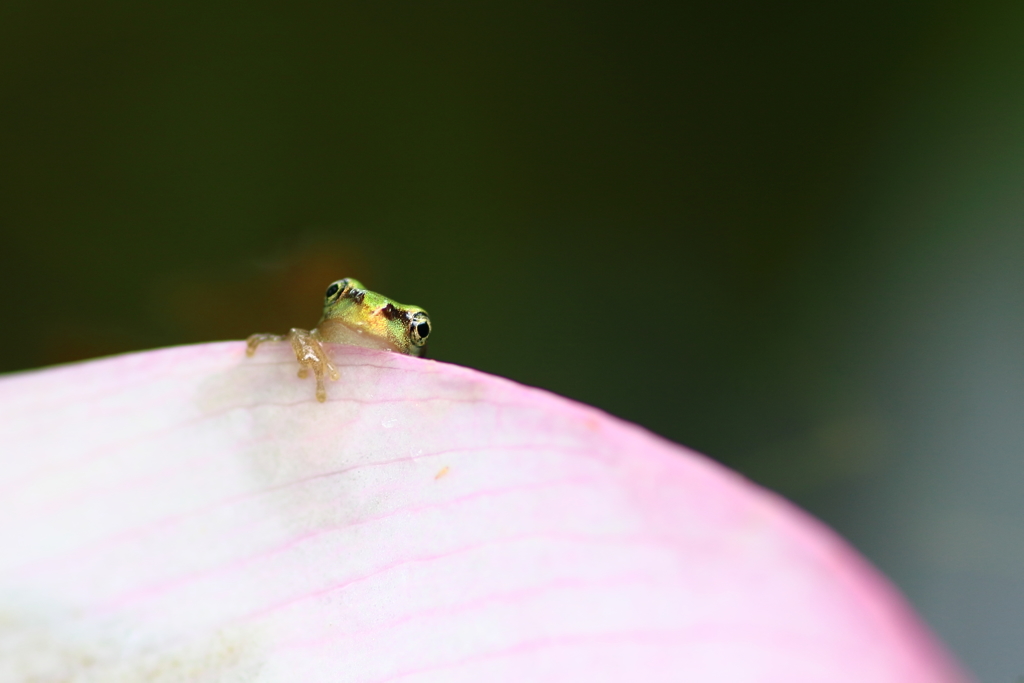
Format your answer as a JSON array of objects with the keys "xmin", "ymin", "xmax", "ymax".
[
  {"xmin": 288, "ymin": 328, "xmax": 340, "ymax": 402},
  {"xmin": 246, "ymin": 328, "xmax": 340, "ymax": 402}
]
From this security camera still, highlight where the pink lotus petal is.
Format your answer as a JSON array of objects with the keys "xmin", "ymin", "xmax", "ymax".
[{"xmin": 0, "ymin": 343, "xmax": 971, "ymax": 682}]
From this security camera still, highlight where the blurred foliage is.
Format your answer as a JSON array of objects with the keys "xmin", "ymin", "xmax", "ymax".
[{"xmin": 0, "ymin": 0, "xmax": 947, "ymax": 455}]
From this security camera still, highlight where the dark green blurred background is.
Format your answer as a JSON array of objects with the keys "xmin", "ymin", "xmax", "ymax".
[{"xmin": 3, "ymin": 1, "xmax": 1024, "ymax": 679}]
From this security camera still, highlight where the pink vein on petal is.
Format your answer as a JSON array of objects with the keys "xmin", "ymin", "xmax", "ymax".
[
  {"xmin": 366, "ymin": 627, "xmax": 707, "ymax": 683},
  {"xmin": 91, "ymin": 475, "xmax": 601, "ymax": 613},
  {"xmin": 236, "ymin": 531, "xmax": 672, "ymax": 624},
  {"xmin": 278, "ymin": 571, "xmax": 658, "ymax": 651},
  {"xmin": 8, "ymin": 442, "xmax": 597, "ymax": 580},
  {"xmin": 366, "ymin": 622, "xmax": 845, "ymax": 683}
]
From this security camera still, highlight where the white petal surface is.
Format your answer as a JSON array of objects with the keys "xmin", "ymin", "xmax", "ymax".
[{"xmin": 0, "ymin": 343, "xmax": 970, "ymax": 682}]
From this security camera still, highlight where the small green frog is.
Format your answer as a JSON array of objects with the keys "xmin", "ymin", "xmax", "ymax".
[{"xmin": 247, "ymin": 278, "xmax": 431, "ymax": 402}]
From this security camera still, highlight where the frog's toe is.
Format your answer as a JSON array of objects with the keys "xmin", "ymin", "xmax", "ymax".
[
  {"xmin": 245, "ymin": 337, "xmax": 262, "ymax": 357},
  {"xmin": 297, "ymin": 367, "xmax": 309, "ymax": 379},
  {"xmin": 246, "ymin": 333, "xmax": 284, "ymax": 356},
  {"xmin": 313, "ymin": 372, "xmax": 329, "ymax": 402}
]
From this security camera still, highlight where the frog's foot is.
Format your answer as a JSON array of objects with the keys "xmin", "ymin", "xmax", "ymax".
[
  {"xmin": 287, "ymin": 328, "xmax": 340, "ymax": 402},
  {"xmin": 246, "ymin": 333, "xmax": 286, "ymax": 356}
]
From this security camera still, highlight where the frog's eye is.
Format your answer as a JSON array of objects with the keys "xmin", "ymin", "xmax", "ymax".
[
  {"xmin": 325, "ymin": 279, "xmax": 348, "ymax": 301},
  {"xmin": 409, "ymin": 315, "xmax": 431, "ymax": 346}
]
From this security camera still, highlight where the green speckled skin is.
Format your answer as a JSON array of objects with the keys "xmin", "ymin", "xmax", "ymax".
[{"xmin": 316, "ymin": 278, "xmax": 431, "ymax": 356}]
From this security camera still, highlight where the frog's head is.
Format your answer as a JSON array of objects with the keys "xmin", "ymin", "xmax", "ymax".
[{"xmin": 318, "ymin": 278, "xmax": 431, "ymax": 356}]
